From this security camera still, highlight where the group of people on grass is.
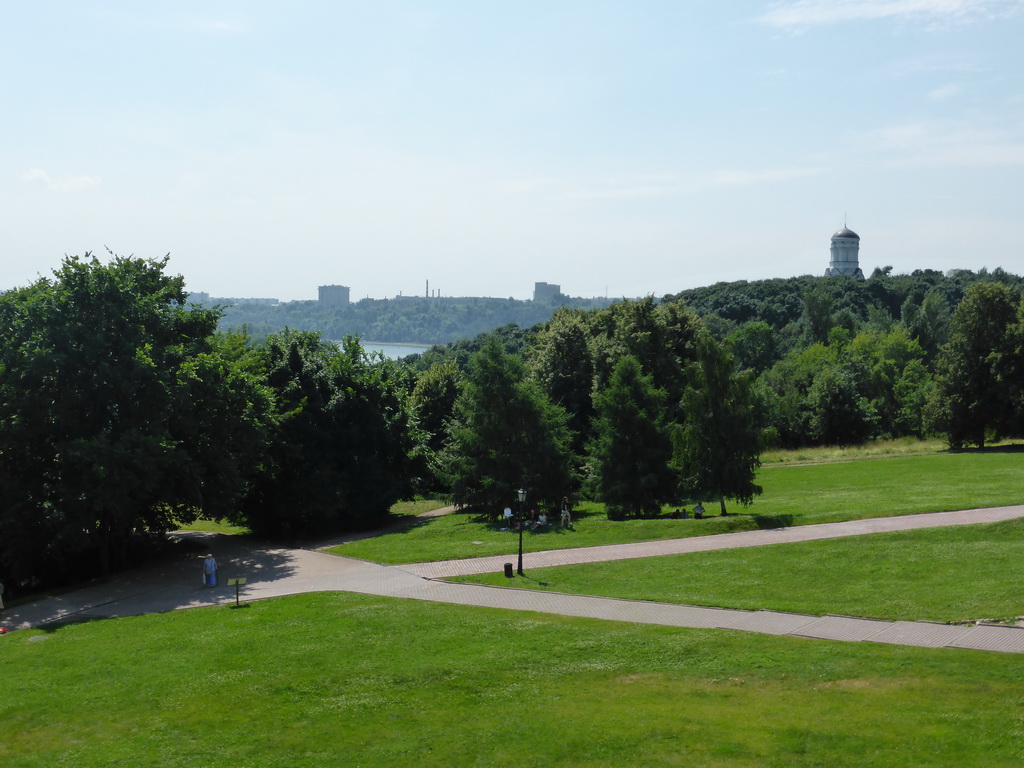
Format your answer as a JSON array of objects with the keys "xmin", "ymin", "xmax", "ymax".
[
  {"xmin": 501, "ymin": 498, "xmax": 573, "ymax": 532},
  {"xmin": 671, "ymin": 502, "xmax": 707, "ymax": 519},
  {"xmin": 499, "ymin": 499, "xmax": 723, "ymax": 530}
]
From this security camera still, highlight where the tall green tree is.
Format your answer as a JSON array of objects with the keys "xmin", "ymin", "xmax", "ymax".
[
  {"xmin": 801, "ymin": 285, "xmax": 835, "ymax": 345},
  {"xmin": 590, "ymin": 297, "xmax": 701, "ymax": 423},
  {"xmin": 845, "ymin": 327, "xmax": 927, "ymax": 439},
  {"xmin": 528, "ymin": 307, "xmax": 595, "ymax": 451},
  {"xmin": 444, "ymin": 337, "xmax": 578, "ymax": 512},
  {"xmin": 408, "ymin": 360, "xmax": 463, "ymax": 492},
  {"xmin": 590, "ymin": 356, "xmax": 676, "ymax": 519},
  {"xmin": 805, "ymin": 364, "xmax": 877, "ymax": 445},
  {"xmin": 726, "ymin": 320, "xmax": 778, "ymax": 374},
  {"xmin": 0, "ymin": 254, "xmax": 270, "ymax": 584},
  {"xmin": 241, "ymin": 331, "xmax": 417, "ymax": 538},
  {"xmin": 996, "ymin": 297, "xmax": 1024, "ymax": 437},
  {"xmin": 901, "ymin": 288, "xmax": 951, "ymax": 362},
  {"xmin": 676, "ymin": 334, "xmax": 763, "ymax": 515},
  {"xmin": 928, "ymin": 283, "xmax": 1018, "ymax": 447}
]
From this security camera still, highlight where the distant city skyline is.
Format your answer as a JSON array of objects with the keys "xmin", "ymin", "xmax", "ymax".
[
  {"xmin": 4, "ymin": 2, "xmax": 1024, "ymax": 302},
  {"xmin": 193, "ymin": 279, "xmax": 600, "ymax": 304}
]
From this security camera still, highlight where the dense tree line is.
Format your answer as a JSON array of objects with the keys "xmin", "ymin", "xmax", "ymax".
[
  {"xmin": 671, "ymin": 267, "xmax": 1024, "ymax": 341},
  {"xmin": 412, "ymin": 297, "xmax": 763, "ymax": 519},
  {"xmin": 5, "ymin": 256, "xmax": 1024, "ymax": 597},
  {"xmin": 661, "ymin": 269, "xmax": 1024, "ymax": 449},
  {"xmin": 406, "ymin": 268, "xmax": 1024, "ymax": 518},
  {"xmin": 0, "ymin": 255, "xmax": 419, "ymax": 593}
]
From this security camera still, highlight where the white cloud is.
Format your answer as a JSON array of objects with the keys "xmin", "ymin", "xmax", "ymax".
[
  {"xmin": 758, "ymin": 0, "xmax": 1023, "ymax": 29},
  {"xmin": 21, "ymin": 169, "xmax": 102, "ymax": 192}
]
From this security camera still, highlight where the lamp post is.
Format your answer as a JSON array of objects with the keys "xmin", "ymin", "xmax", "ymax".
[{"xmin": 516, "ymin": 487, "xmax": 527, "ymax": 576}]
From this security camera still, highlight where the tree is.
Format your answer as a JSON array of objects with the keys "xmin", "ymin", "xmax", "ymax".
[
  {"xmin": 928, "ymin": 283, "xmax": 1018, "ymax": 447},
  {"xmin": 444, "ymin": 337, "xmax": 578, "ymax": 513},
  {"xmin": 801, "ymin": 285, "xmax": 835, "ymax": 345},
  {"xmin": 528, "ymin": 307, "xmax": 595, "ymax": 451},
  {"xmin": 758, "ymin": 343, "xmax": 835, "ymax": 448},
  {"xmin": 590, "ymin": 356, "xmax": 676, "ymax": 519},
  {"xmin": 676, "ymin": 334, "xmax": 763, "ymax": 515},
  {"xmin": 845, "ymin": 327, "xmax": 927, "ymax": 439},
  {"xmin": 240, "ymin": 331, "xmax": 417, "ymax": 538},
  {"xmin": 726, "ymin": 321, "xmax": 778, "ymax": 374},
  {"xmin": 805, "ymin": 364, "xmax": 876, "ymax": 445},
  {"xmin": 589, "ymin": 297, "xmax": 700, "ymax": 423},
  {"xmin": 408, "ymin": 360, "xmax": 463, "ymax": 492},
  {"xmin": 0, "ymin": 254, "xmax": 270, "ymax": 585},
  {"xmin": 996, "ymin": 297, "xmax": 1024, "ymax": 437},
  {"xmin": 901, "ymin": 289, "xmax": 950, "ymax": 361}
]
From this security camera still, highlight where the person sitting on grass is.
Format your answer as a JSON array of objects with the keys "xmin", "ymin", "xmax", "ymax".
[
  {"xmin": 693, "ymin": 503, "xmax": 705, "ymax": 519},
  {"xmin": 531, "ymin": 512, "xmax": 547, "ymax": 531}
]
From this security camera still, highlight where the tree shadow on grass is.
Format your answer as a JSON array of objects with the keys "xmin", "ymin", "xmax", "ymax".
[
  {"xmin": 751, "ymin": 514, "xmax": 796, "ymax": 529},
  {"xmin": 307, "ymin": 513, "xmax": 445, "ymax": 549},
  {"xmin": 947, "ymin": 443, "xmax": 1024, "ymax": 455},
  {"xmin": 36, "ymin": 615, "xmax": 111, "ymax": 633}
]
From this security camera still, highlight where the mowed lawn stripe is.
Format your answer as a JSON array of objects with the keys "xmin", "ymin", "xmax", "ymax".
[
  {"xmin": 453, "ymin": 518, "xmax": 1024, "ymax": 624},
  {"xmin": 332, "ymin": 450, "xmax": 1024, "ymax": 565},
  {"xmin": 3, "ymin": 592, "xmax": 1024, "ymax": 767}
]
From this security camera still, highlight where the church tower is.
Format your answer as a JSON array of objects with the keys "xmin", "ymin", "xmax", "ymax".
[{"xmin": 824, "ymin": 225, "xmax": 864, "ymax": 279}]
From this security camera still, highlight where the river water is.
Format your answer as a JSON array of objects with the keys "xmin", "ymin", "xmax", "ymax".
[{"xmin": 358, "ymin": 341, "xmax": 433, "ymax": 360}]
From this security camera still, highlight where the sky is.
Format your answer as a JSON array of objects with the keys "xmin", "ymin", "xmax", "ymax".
[{"xmin": 4, "ymin": 1, "xmax": 1024, "ymax": 302}]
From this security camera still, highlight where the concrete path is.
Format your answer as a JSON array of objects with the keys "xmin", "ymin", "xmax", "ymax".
[
  {"xmin": 3, "ymin": 506, "xmax": 1024, "ymax": 655},
  {"xmin": 399, "ymin": 504, "xmax": 1024, "ymax": 578}
]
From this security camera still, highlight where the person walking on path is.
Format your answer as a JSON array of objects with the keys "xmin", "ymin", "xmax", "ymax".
[{"xmin": 202, "ymin": 554, "xmax": 218, "ymax": 587}]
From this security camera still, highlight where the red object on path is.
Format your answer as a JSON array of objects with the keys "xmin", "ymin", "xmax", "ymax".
[{"xmin": 0, "ymin": 627, "xmax": 8, "ymax": 634}]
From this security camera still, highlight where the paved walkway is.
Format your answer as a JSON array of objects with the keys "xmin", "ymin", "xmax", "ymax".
[
  {"xmin": 398, "ymin": 504, "xmax": 1024, "ymax": 577},
  {"xmin": 3, "ymin": 505, "xmax": 1024, "ymax": 655}
]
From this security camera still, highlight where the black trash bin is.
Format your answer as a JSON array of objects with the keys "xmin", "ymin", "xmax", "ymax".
[{"xmin": 503, "ymin": 563, "xmax": 514, "ymax": 578}]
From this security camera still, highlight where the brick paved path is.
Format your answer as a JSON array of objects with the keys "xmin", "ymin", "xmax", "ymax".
[{"xmin": 3, "ymin": 505, "xmax": 1024, "ymax": 654}]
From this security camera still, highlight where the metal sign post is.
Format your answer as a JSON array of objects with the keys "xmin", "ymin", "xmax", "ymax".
[{"xmin": 226, "ymin": 577, "xmax": 247, "ymax": 607}]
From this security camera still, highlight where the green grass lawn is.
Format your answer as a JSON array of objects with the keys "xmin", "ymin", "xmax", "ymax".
[
  {"xmin": 172, "ymin": 518, "xmax": 251, "ymax": 535},
  {"xmin": 331, "ymin": 502, "xmax": 761, "ymax": 564},
  {"xmin": 760, "ymin": 436, "xmax": 952, "ymax": 464},
  {"xmin": 331, "ymin": 449, "xmax": 1024, "ymax": 565},
  {"xmin": 4, "ymin": 592, "xmax": 1024, "ymax": 767},
  {"xmin": 387, "ymin": 498, "xmax": 452, "ymax": 517},
  {"xmin": 455, "ymin": 519, "xmax": 1024, "ymax": 624}
]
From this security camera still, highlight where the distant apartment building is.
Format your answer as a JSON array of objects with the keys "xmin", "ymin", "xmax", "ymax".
[
  {"xmin": 318, "ymin": 284, "xmax": 351, "ymax": 306},
  {"xmin": 533, "ymin": 282, "xmax": 561, "ymax": 303}
]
